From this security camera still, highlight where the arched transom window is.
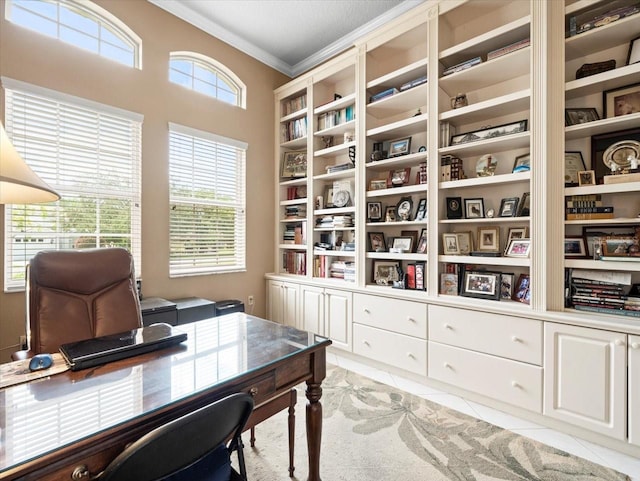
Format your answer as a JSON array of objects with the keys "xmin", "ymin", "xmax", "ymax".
[
  {"xmin": 169, "ymin": 52, "xmax": 246, "ymax": 108},
  {"xmin": 6, "ymin": 0, "xmax": 141, "ymax": 68}
]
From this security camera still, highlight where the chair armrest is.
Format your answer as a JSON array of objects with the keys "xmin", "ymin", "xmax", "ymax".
[{"xmin": 11, "ymin": 350, "xmax": 33, "ymax": 361}]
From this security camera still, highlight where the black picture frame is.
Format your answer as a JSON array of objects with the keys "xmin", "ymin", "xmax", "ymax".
[
  {"xmin": 446, "ymin": 197, "xmax": 462, "ymax": 219},
  {"xmin": 450, "ymin": 120, "xmax": 527, "ymax": 146},
  {"xmin": 603, "ymin": 82, "xmax": 640, "ymax": 118},
  {"xmin": 512, "ymin": 274, "xmax": 531, "ymax": 304},
  {"xmin": 500, "ymin": 273, "xmax": 514, "ymax": 300},
  {"xmin": 499, "ymin": 197, "xmax": 520, "ymax": 217},
  {"xmin": 512, "ymin": 153, "xmax": 530, "ymax": 173},
  {"xmin": 388, "ymin": 137, "xmax": 411, "ymax": 157},
  {"xmin": 367, "ymin": 201, "xmax": 382, "ymax": 222},
  {"xmin": 396, "ymin": 197, "xmax": 413, "ymax": 221},
  {"xmin": 414, "ymin": 198, "xmax": 427, "ymax": 221},
  {"xmin": 416, "ymin": 228, "xmax": 428, "ymax": 254},
  {"xmin": 464, "ymin": 198, "xmax": 484, "ymax": 219},
  {"xmin": 516, "ymin": 192, "xmax": 531, "ymax": 217},
  {"xmin": 564, "ymin": 236, "xmax": 587, "ymax": 258},
  {"xmin": 591, "ymin": 127, "xmax": 640, "ymax": 184},
  {"xmin": 368, "ymin": 232, "xmax": 386, "ymax": 252},
  {"xmin": 461, "ymin": 271, "xmax": 501, "ymax": 300},
  {"xmin": 628, "ymin": 35, "xmax": 640, "ymax": 65},
  {"xmin": 372, "ymin": 260, "xmax": 400, "ymax": 285},
  {"xmin": 401, "ymin": 230, "xmax": 419, "ymax": 253},
  {"xmin": 565, "ymin": 108, "xmax": 599, "ymax": 126}
]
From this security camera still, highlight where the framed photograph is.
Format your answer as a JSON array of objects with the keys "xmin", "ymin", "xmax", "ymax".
[
  {"xmin": 628, "ymin": 35, "xmax": 640, "ymax": 65},
  {"xmin": 603, "ymin": 82, "xmax": 640, "ymax": 118},
  {"xmin": 281, "ymin": 151, "xmax": 307, "ymax": 178},
  {"xmin": 443, "ymin": 233, "xmax": 460, "ymax": 255},
  {"xmin": 477, "ymin": 226, "xmax": 500, "ymax": 252},
  {"xmin": 565, "ymin": 108, "xmax": 599, "ymax": 126},
  {"xmin": 387, "ymin": 167, "xmax": 411, "ymax": 187},
  {"xmin": 512, "ymin": 274, "xmax": 531, "ymax": 304},
  {"xmin": 416, "ymin": 228, "xmax": 428, "ymax": 254},
  {"xmin": 564, "ymin": 236, "xmax": 587, "ymax": 258},
  {"xmin": 455, "ymin": 231, "xmax": 473, "ymax": 254},
  {"xmin": 583, "ymin": 226, "xmax": 638, "ymax": 258},
  {"xmin": 602, "ymin": 235, "xmax": 640, "ymax": 256},
  {"xmin": 396, "ymin": 197, "xmax": 413, "ymax": 221},
  {"xmin": 367, "ymin": 201, "xmax": 382, "ymax": 222},
  {"xmin": 324, "ymin": 186, "xmax": 334, "ymax": 208},
  {"xmin": 512, "ymin": 153, "xmax": 530, "ymax": 173},
  {"xmin": 505, "ymin": 238, "xmax": 531, "ymax": 258},
  {"xmin": 393, "ymin": 236, "xmax": 413, "ymax": 252},
  {"xmin": 464, "ymin": 198, "xmax": 485, "ymax": 219},
  {"xmin": 591, "ymin": 128, "xmax": 640, "ymax": 183},
  {"xmin": 500, "ymin": 273, "xmax": 514, "ymax": 300},
  {"xmin": 446, "ymin": 197, "xmax": 463, "ymax": 219},
  {"xmin": 440, "ymin": 273, "xmax": 458, "ymax": 295},
  {"xmin": 368, "ymin": 232, "xmax": 386, "ymax": 252},
  {"xmin": 499, "ymin": 197, "xmax": 520, "ymax": 217},
  {"xmin": 415, "ymin": 262, "xmax": 426, "ymax": 291},
  {"xmin": 564, "ymin": 151, "xmax": 586, "ymax": 186},
  {"xmin": 389, "ymin": 137, "xmax": 411, "ymax": 157},
  {"xmin": 414, "ymin": 198, "xmax": 427, "ymax": 221},
  {"xmin": 450, "ymin": 120, "xmax": 527, "ymax": 146},
  {"xmin": 385, "ymin": 206, "xmax": 397, "ymax": 222},
  {"xmin": 401, "ymin": 230, "xmax": 419, "ymax": 253},
  {"xmin": 516, "ymin": 192, "xmax": 531, "ymax": 217},
  {"xmin": 578, "ymin": 170, "xmax": 596, "ymax": 186},
  {"xmin": 369, "ymin": 179, "xmax": 387, "ymax": 191},
  {"xmin": 504, "ymin": 227, "xmax": 528, "ymax": 255},
  {"xmin": 461, "ymin": 271, "xmax": 501, "ymax": 300},
  {"xmin": 372, "ymin": 260, "xmax": 400, "ymax": 285}
]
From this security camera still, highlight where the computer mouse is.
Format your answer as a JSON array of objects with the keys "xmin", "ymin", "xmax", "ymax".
[{"xmin": 29, "ymin": 353, "xmax": 53, "ymax": 372}]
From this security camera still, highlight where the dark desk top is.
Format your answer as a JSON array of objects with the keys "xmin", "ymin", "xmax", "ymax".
[{"xmin": 0, "ymin": 313, "xmax": 330, "ymax": 475}]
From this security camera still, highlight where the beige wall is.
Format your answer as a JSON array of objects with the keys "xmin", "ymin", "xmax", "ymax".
[{"xmin": 0, "ymin": 0, "xmax": 289, "ymax": 361}]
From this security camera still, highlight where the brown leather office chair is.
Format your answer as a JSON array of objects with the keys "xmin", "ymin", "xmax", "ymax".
[{"xmin": 12, "ymin": 247, "xmax": 142, "ymax": 360}]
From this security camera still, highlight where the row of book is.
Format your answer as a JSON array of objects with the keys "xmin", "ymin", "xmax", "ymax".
[
  {"xmin": 282, "ymin": 93, "xmax": 307, "ymax": 117},
  {"xmin": 565, "ymin": 194, "xmax": 614, "ymax": 220},
  {"xmin": 403, "ymin": 262, "xmax": 426, "ymax": 290},
  {"xmin": 285, "ymin": 186, "xmax": 306, "ymax": 200},
  {"xmin": 315, "ymin": 215, "xmax": 353, "ymax": 228},
  {"xmin": 317, "ymin": 105, "xmax": 355, "ymax": 131},
  {"xmin": 284, "ymin": 206, "xmax": 306, "ymax": 219},
  {"xmin": 567, "ymin": 268, "xmax": 640, "ymax": 318},
  {"xmin": 442, "ymin": 37, "xmax": 530, "ymax": 77},
  {"xmin": 282, "ymin": 223, "xmax": 306, "ymax": 245},
  {"xmin": 441, "ymin": 155, "xmax": 465, "ymax": 181},
  {"xmin": 283, "ymin": 251, "xmax": 306, "ymax": 276},
  {"xmin": 281, "ymin": 117, "xmax": 308, "ymax": 143},
  {"xmin": 314, "ymin": 258, "xmax": 355, "ymax": 282}
]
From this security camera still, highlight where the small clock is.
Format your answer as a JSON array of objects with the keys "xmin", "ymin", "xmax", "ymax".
[{"xmin": 332, "ymin": 190, "xmax": 350, "ymax": 208}]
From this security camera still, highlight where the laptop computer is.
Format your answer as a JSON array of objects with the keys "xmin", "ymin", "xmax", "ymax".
[{"xmin": 59, "ymin": 323, "xmax": 187, "ymax": 371}]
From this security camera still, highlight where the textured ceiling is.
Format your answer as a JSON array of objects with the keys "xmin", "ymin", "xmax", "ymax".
[{"xmin": 148, "ymin": 0, "xmax": 424, "ymax": 77}]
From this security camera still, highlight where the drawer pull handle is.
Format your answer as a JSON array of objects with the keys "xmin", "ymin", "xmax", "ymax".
[
  {"xmin": 444, "ymin": 362, "xmax": 451, "ymax": 369},
  {"xmin": 614, "ymin": 339, "xmax": 625, "ymax": 347},
  {"xmin": 72, "ymin": 465, "xmax": 91, "ymax": 480},
  {"xmin": 363, "ymin": 308, "xmax": 370, "ymax": 314},
  {"xmin": 407, "ymin": 352, "xmax": 414, "ymax": 358},
  {"xmin": 363, "ymin": 340, "xmax": 370, "ymax": 346},
  {"xmin": 444, "ymin": 323, "xmax": 452, "ymax": 330},
  {"xmin": 407, "ymin": 317, "xmax": 416, "ymax": 323},
  {"xmin": 249, "ymin": 387, "xmax": 258, "ymax": 397},
  {"xmin": 511, "ymin": 381, "xmax": 521, "ymax": 389},
  {"xmin": 511, "ymin": 336, "xmax": 521, "ymax": 343},
  {"xmin": 632, "ymin": 342, "xmax": 640, "ymax": 349}
]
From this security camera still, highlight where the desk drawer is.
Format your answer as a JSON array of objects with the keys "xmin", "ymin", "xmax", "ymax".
[
  {"xmin": 353, "ymin": 293, "xmax": 427, "ymax": 339},
  {"xmin": 428, "ymin": 305, "xmax": 542, "ymax": 365},
  {"xmin": 237, "ymin": 372, "xmax": 277, "ymax": 406},
  {"xmin": 428, "ymin": 341, "xmax": 542, "ymax": 413}
]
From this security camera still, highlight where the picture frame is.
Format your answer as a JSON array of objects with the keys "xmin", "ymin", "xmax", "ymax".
[
  {"xmin": 499, "ymin": 197, "xmax": 520, "ymax": 217},
  {"xmin": 512, "ymin": 274, "xmax": 531, "ymax": 304},
  {"xmin": 578, "ymin": 170, "xmax": 596, "ymax": 186},
  {"xmin": 628, "ymin": 35, "xmax": 640, "ymax": 65},
  {"xmin": 455, "ymin": 231, "xmax": 473, "ymax": 254},
  {"xmin": 504, "ymin": 227, "xmax": 528, "ymax": 255},
  {"xmin": 477, "ymin": 226, "xmax": 500, "ymax": 252},
  {"xmin": 281, "ymin": 150, "xmax": 307, "ymax": 178},
  {"xmin": 461, "ymin": 271, "xmax": 501, "ymax": 300},
  {"xmin": 401, "ymin": 230, "xmax": 419, "ymax": 253},
  {"xmin": 516, "ymin": 192, "xmax": 531, "ymax": 217},
  {"xmin": 446, "ymin": 197, "xmax": 463, "ymax": 219},
  {"xmin": 369, "ymin": 179, "xmax": 387, "ymax": 191},
  {"xmin": 396, "ymin": 197, "xmax": 413, "ymax": 221},
  {"xmin": 392, "ymin": 236, "xmax": 414, "ymax": 252},
  {"xmin": 368, "ymin": 232, "xmax": 386, "ymax": 252},
  {"xmin": 591, "ymin": 128, "xmax": 640, "ymax": 183},
  {"xmin": 416, "ymin": 228, "xmax": 428, "ymax": 254},
  {"xmin": 512, "ymin": 153, "xmax": 530, "ymax": 173},
  {"xmin": 500, "ymin": 273, "xmax": 514, "ymax": 300},
  {"xmin": 583, "ymin": 225, "xmax": 638, "ymax": 258},
  {"xmin": 415, "ymin": 262, "xmax": 426, "ymax": 291},
  {"xmin": 387, "ymin": 167, "xmax": 411, "ymax": 187},
  {"xmin": 324, "ymin": 186, "xmax": 334, "ymax": 208},
  {"xmin": 450, "ymin": 120, "xmax": 527, "ymax": 146},
  {"xmin": 442, "ymin": 233, "xmax": 460, "ymax": 255},
  {"xmin": 603, "ymin": 82, "xmax": 640, "ymax": 118},
  {"xmin": 565, "ymin": 108, "xmax": 600, "ymax": 126},
  {"xmin": 384, "ymin": 206, "xmax": 397, "ymax": 222},
  {"xmin": 388, "ymin": 137, "xmax": 411, "ymax": 157},
  {"xmin": 464, "ymin": 198, "xmax": 484, "ymax": 219},
  {"xmin": 505, "ymin": 238, "xmax": 531, "ymax": 258},
  {"xmin": 372, "ymin": 260, "xmax": 400, "ymax": 285},
  {"xmin": 564, "ymin": 236, "xmax": 587, "ymax": 258},
  {"xmin": 414, "ymin": 198, "xmax": 427, "ymax": 221},
  {"xmin": 602, "ymin": 235, "xmax": 640, "ymax": 257},
  {"xmin": 564, "ymin": 151, "xmax": 586, "ymax": 186},
  {"xmin": 367, "ymin": 201, "xmax": 382, "ymax": 222},
  {"xmin": 440, "ymin": 273, "xmax": 458, "ymax": 295}
]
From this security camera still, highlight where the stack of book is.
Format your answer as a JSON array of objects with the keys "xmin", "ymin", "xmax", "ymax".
[
  {"xmin": 285, "ymin": 206, "xmax": 306, "ymax": 219},
  {"xmin": 441, "ymin": 155, "xmax": 465, "ymax": 181},
  {"xmin": 442, "ymin": 56, "xmax": 482, "ymax": 76},
  {"xmin": 316, "ymin": 215, "xmax": 335, "ymax": 228},
  {"xmin": 565, "ymin": 194, "xmax": 613, "ymax": 220},
  {"xmin": 487, "ymin": 38, "xmax": 530, "ymax": 61},
  {"xmin": 369, "ymin": 88, "xmax": 399, "ymax": 103},
  {"xmin": 283, "ymin": 223, "xmax": 305, "ymax": 244},
  {"xmin": 570, "ymin": 269, "xmax": 639, "ymax": 318},
  {"xmin": 333, "ymin": 215, "xmax": 353, "ymax": 228},
  {"xmin": 326, "ymin": 162, "xmax": 354, "ymax": 173},
  {"xmin": 343, "ymin": 262, "xmax": 356, "ymax": 283}
]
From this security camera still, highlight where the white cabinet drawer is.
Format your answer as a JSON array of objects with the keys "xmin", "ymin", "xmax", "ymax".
[
  {"xmin": 353, "ymin": 324, "xmax": 427, "ymax": 376},
  {"xmin": 353, "ymin": 293, "xmax": 427, "ymax": 339},
  {"xmin": 428, "ymin": 341, "xmax": 542, "ymax": 413},
  {"xmin": 428, "ymin": 305, "xmax": 542, "ymax": 365}
]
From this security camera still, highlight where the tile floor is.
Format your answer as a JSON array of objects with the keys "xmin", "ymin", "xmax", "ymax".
[{"xmin": 327, "ymin": 351, "xmax": 640, "ymax": 480}]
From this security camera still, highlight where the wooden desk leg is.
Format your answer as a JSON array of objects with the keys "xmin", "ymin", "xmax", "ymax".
[
  {"xmin": 288, "ymin": 389, "xmax": 297, "ymax": 477},
  {"xmin": 306, "ymin": 349, "xmax": 326, "ymax": 481}
]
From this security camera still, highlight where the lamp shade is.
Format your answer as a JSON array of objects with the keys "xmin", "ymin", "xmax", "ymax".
[{"xmin": 0, "ymin": 122, "xmax": 60, "ymax": 204}]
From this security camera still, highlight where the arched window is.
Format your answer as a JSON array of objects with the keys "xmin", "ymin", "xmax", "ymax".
[
  {"xmin": 6, "ymin": 0, "xmax": 142, "ymax": 68},
  {"xmin": 170, "ymin": 52, "xmax": 246, "ymax": 108}
]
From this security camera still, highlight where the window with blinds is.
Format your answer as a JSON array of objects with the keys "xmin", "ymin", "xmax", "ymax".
[
  {"xmin": 169, "ymin": 123, "xmax": 246, "ymax": 277},
  {"xmin": 3, "ymin": 78, "xmax": 142, "ymax": 292}
]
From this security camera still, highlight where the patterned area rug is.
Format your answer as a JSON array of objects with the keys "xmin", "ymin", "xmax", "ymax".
[{"xmin": 243, "ymin": 365, "xmax": 630, "ymax": 480}]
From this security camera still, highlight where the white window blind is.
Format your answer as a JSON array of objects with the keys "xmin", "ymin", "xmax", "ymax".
[
  {"xmin": 3, "ymin": 79, "xmax": 142, "ymax": 292},
  {"xmin": 168, "ymin": 123, "xmax": 246, "ymax": 277}
]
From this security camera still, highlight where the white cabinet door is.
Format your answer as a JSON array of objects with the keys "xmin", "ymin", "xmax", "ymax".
[
  {"xmin": 300, "ymin": 285, "xmax": 324, "ymax": 335},
  {"xmin": 544, "ymin": 323, "xmax": 626, "ymax": 439},
  {"xmin": 282, "ymin": 282, "xmax": 300, "ymax": 328},
  {"xmin": 630, "ymin": 335, "xmax": 640, "ymax": 447},
  {"xmin": 267, "ymin": 280, "xmax": 284, "ymax": 324},
  {"xmin": 324, "ymin": 288, "xmax": 352, "ymax": 351}
]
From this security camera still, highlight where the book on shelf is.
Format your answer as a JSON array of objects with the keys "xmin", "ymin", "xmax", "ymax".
[
  {"xmin": 573, "ymin": 304, "xmax": 640, "ymax": 318},
  {"xmin": 566, "ymin": 212, "xmax": 614, "ymax": 220},
  {"xmin": 326, "ymin": 162, "xmax": 354, "ymax": 173},
  {"xmin": 283, "ymin": 251, "xmax": 306, "ymax": 275},
  {"xmin": 317, "ymin": 105, "xmax": 355, "ymax": 131},
  {"xmin": 281, "ymin": 117, "xmax": 307, "ymax": 143},
  {"xmin": 399, "ymin": 75, "xmax": 428, "ymax": 92},
  {"xmin": 571, "ymin": 269, "xmax": 632, "ymax": 286},
  {"xmin": 486, "ymin": 38, "xmax": 530, "ymax": 61},
  {"xmin": 369, "ymin": 87, "xmax": 399, "ymax": 103},
  {"xmin": 282, "ymin": 93, "xmax": 307, "ymax": 116},
  {"xmin": 565, "ymin": 194, "xmax": 602, "ymax": 208},
  {"xmin": 442, "ymin": 56, "xmax": 482, "ymax": 76},
  {"xmin": 565, "ymin": 207, "xmax": 613, "ymax": 214}
]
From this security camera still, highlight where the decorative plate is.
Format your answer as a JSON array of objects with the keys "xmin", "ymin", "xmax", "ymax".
[
  {"xmin": 476, "ymin": 154, "xmax": 497, "ymax": 177},
  {"xmin": 603, "ymin": 140, "xmax": 640, "ymax": 171},
  {"xmin": 332, "ymin": 190, "xmax": 350, "ymax": 208}
]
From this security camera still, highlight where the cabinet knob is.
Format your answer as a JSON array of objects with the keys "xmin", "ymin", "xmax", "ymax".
[
  {"xmin": 363, "ymin": 308, "xmax": 370, "ymax": 314},
  {"xmin": 614, "ymin": 339, "xmax": 625, "ymax": 347},
  {"xmin": 511, "ymin": 336, "xmax": 521, "ymax": 343},
  {"xmin": 407, "ymin": 352, "xmax": 415, "ymax": 359},
  {"xmin": 444, "ymin": 323, "xmax": 452, "ymax": 330},
  {"xmin": 407, "ymin": 317, "xmax": 416, "ymax": 323},
  {"xmin": 631, "ymin": 342, "xmax": 640, "ymax": 349},
  {"xmin": 444, "ymin": 362, "xmax": 451, "ymax": 369},
  {"xmin": 71, "ymin": 465, "xmax": 91, "ymax": 480},
  {"xmin": 511, "ymin": 381, "xmax": 521, "ymax": 389},
  {"xmin": 249, "ymin": 387, "xmax": 258, "ymax": 397},
  {"xmin": 363, "ymin": 340, "xmax": 370, "ymax": 346}
]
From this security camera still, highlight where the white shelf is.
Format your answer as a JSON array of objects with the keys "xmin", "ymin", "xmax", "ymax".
[
  {"xmin": 365, "ymin": 151, "xmax": 428, "ymax": 171},
  {"xmin": 314, "ymin": 119, "xmax": 356, "ymax": 138},
  {"xmin": 564, "ymin": 13, "xmax": 640, "ymax": 61},
  {"xmin": 279, "ymin": 244, "xmax": 308, "ymax": 250},
  {"xmin": 367, "ymin": 83, "xmax": 428, "ymax": 118},
  {"xmin": 565, "ymin": 218, "xmax": 640, "ymax": 226},
  {"xmin": 280, "ymin": 108, "xmax": 307, "ymax": 123},
  {"xmin": 313, "ymin": 168, "xmax": 355, "ymax": 181},
  {"xmin": 367, "ymin": 57, "xmax": 428, "ymax": 90},
  {"xmin": 314, "ymin": 206, "xmax": 356, "ymax": 216},
  {"xmin": 565, "ymin": 63, "xmax": 640, "ymax": 101},
  {"xmin": 565, "ymin": 259, "xmax": 640, "ymax": 272},
  {"xmin": 440, "ymin": 171, "xmax": 530, "ymax": 189},
  {"xmin": 280, "ymin": 136, "xmax": 307, "ymax": 149},
  {"xmin": 565, "ymin": 114, "xmax": 640, "ymax": 140},
  {"xmin": 314, "ymin": 226, "xmax": 355, "ymax": 231},
  {"xmin": 314, "ymin": 141, "xmax": 355, "ymax": 158},
  {"xmin": 313, "ymin": 93, "xmax": 355, "ymax": 115},
  {"xmin": 313, "ymin": 250, "xmax": 356, "ymax": 257},
  {"xmin": 366, "ymin": 184, "xmax": 427, "ymax": 198},
  {"xmin": 366, "ymin": 219, "xmax": 427, "ymax": 227},
  {"xmin": 439, "ymin": 217, "xmax": 530, "ymax": 225},
  {"xmin": 440, "ymin": 89, "xmax": 530, "ymax": 124},
  {"xmin": 366, "ymin": 113, "xmax": 429, "ymax": 140},
  {"xmin": 279, "ymin": 177, "xmax": 307, "ymax": 187},
  {"xmin": 280, "ymin": 218, "xmax": 307, "ymax": 223},
  {"xmin": 439, "ymin": 255, "xmax": 530, "ymax": 267},
  {"xmin": 366, "ymin": 252, "xmax": 429, "ymax": 261},
  {"xmin": 280, "ymin": 198, "xmax": 307, "ymax": 206},
  {"xmin": 565, "ymin": 182, "xmax": 640, "ymax": 196},
  {"xmin": 439, "ymin": 131, "xmax": 530, "ymax": 157}
]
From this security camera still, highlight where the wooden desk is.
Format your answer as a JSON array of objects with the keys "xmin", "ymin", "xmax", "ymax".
[{"xmin": 0, "ymin": 313, "xmax": 331, "ymax": 481}]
